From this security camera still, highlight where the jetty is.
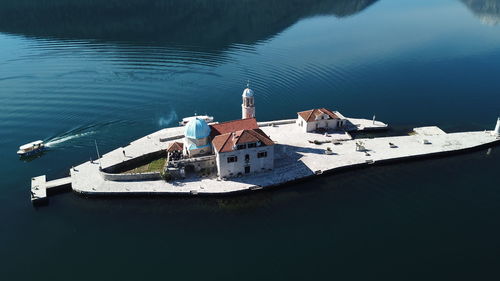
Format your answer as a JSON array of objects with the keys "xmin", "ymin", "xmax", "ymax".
[{"xmin": 31, "ymin": 175, "xmax": 71, "ymax": 204}]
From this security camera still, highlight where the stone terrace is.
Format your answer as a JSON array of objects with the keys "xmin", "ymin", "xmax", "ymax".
[{"xmin": 69, "ymin": 118, "xmax": 499, "ymax": 196}]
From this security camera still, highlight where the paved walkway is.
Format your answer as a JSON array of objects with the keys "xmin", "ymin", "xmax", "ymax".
[
  {"xmin": 98, "ymin": 126, "xmax": 184, "ymax": 169},
  {"xmin": 344, "ymin": 117, "xmax": 388, "ymax": 131},
  {"xmin": 70, "ymin": 118, "xmax": 499, "ymax": 195}
]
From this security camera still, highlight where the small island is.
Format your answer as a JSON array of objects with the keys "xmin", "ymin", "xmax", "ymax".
[{"xmin": 30, "ymin": 85, "xmax": 500, "ymax": 204}]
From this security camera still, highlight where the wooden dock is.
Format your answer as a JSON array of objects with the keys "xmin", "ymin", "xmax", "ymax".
[{"xmin": 31, "ymin": 175, "xmax": 71, "ymax": 204}]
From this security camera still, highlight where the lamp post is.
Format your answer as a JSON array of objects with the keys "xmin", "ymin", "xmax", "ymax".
[{"xmin": 94, "ymin": 140, "xmax": 102, "ymax": 170}]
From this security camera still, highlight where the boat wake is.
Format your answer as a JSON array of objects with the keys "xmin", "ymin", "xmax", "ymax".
[{"xmin": 45, "ymin": 131, "xmax": 95, "ymax": 147}]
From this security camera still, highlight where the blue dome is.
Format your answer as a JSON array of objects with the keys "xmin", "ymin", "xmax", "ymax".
[
  {"xmin": 185, "ymin": 118, "xmax": 211, "ymax": 139},
  {"xmin": 242, "ymin": 87, "xmax": 254, "ymax": 97}
]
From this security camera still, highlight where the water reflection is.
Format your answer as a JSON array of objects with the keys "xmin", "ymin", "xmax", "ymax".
[
  {"xmin": 0, "ymin": 0, "xmax": 377, "ymax": 48},
  {"xmin": 461, "ymin": 0, "xmax": 500, "ymax": 25}
]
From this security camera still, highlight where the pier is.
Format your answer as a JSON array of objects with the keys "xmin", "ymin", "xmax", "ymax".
[{"xmin": 31, "ymin": 175, "xmax": 71, "ymax": 204}]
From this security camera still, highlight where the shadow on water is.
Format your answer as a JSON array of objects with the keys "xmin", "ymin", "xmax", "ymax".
[
  {"xmin": 0, "ymin": 0, "xmax": 378, "ymax": 49},
  {"xmin": 461, "ymin": 0, "xmax": 500, "ymax": 25},
  {"xmin": 18, "ymin": 150, "xmax": 48, "ymax": 162},
  {"xmin": 2, "ymin": 0, "xmax": 498, "ymax": 46}
]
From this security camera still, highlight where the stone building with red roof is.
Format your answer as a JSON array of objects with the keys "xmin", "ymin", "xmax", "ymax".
[
  {"xmin": 173, "ymin": 85, "xmax": 275, "ymax": 179},
  {"xmin": 210, "ymin": 118, "xmax": 274, "ymax": 178},
  {"xmin": 296, "ymin": 108, "xmax": 347, "ymax": 133}
]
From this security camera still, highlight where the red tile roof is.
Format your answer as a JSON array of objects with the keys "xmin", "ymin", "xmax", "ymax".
[
  {"xmin": 210, "ymin": 118, "xmax": 258, "ymax": 138},
  {"xmin": 298, "ymin": 108, "xmax": 340, "ymax": 122},
  {"xmin": 212, "ymin": 128, "xmax": 274, "ymax": 153},
  {"xmin": 167, "ymin": 142, "xmax": 184, "ymax": 152}
]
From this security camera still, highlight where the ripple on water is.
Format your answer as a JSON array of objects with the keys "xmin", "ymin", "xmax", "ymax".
[{"xmin": 1, "ymin": 32, "xmax": 374, "ymax": 151}]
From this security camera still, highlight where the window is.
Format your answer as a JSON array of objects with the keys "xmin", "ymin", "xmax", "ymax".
[
  {"xmin": 245, "ymin": 154, "xmax": 250, "ymax": 162},
  {"xmin": 237, "ymin": 144, "xmax": 246, "ymax": 150},
  {"xmin": 227, "ymin": 156, "xmax": 237, "ymax": 163},
  {"xmin": 257, "ymin": 151, "xmax": 267, "ymax": 158},
  {"xmin": 247, "ymin": 143, "xmax": 257, "ymax": 148}
]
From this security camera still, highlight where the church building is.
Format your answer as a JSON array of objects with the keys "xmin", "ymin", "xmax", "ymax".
[
  {"xmin": 183, "ymin": 117, "xmax": 212, "ymax": 157},
  {"xmin": 178, "ymin": 84, "xmax": 275, "ymax": 179}
]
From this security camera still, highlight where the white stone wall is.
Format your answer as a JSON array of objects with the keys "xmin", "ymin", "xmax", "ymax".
[
  {"xmin": 172, "ymin": 155, "xmax": 217, "ymax": 173},
  {"xmin": 216, "ymin": 145, "xmax": 274, "ymax": 178},
  {"xmin": 191, "ymin": 157, "xmax": 216, "ymax": 172},
  {"xmin": 242, "ymin": 104, "xmax": 255, "ymax": 119},
  {"xmin": 184, "ymin": 137, "xmax": 211, "ymax": 156},
  {"xmin": 185, "ymin": 136, "xmax": 209, "ymax": 147},
  {"xmin": 101, "ymin": 171, "xmax": 162, "ymax": 181}
]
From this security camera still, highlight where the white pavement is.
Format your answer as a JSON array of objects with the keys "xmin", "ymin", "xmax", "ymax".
[
  {"xmin": 69, "ymin": 119, "xmax": 499, "ymax": 196},
  {"xmin": 98, "ymin": 126, "xmax": 184, "ymax": 169},
  {"xmin": 345, "ymin": 117, "xmax": 388, "ymax": 131}
]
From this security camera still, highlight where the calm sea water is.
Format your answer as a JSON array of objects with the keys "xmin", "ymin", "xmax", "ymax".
[{"xmin": 1, "ymin": 0, "xmax": 499, "ymax": 280}]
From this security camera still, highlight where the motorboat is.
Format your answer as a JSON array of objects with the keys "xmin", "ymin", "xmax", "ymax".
[{"xmin": 17, "ymin": 140, "xmax": 45, "ymax": 156}]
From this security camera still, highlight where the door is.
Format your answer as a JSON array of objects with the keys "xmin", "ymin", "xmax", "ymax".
[{"xmin": 244, "ymin": 166, "xmax": 251, "ymax": 174}]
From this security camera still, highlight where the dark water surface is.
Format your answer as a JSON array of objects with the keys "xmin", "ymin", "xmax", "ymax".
[{"xmin": 1, "ymin": 0, "xmax": 500, "ymax": 280}]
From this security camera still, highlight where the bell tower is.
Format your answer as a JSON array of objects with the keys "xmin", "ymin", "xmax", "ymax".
[{"xmin": 242, "ymin": 82, "xmax": 255, "ymax": 119}]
